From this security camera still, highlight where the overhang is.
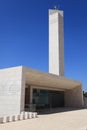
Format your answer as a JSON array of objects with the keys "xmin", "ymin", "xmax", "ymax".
[{"xmin": 23, "ymin": 67, "xmax": 81, "ymax": 90}]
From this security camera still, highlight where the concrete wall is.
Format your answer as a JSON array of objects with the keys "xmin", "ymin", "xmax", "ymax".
[
  {"xmin": 49, "ymin": 9, "xmax": 64, "ymax": 76},
  {"xmin": 0, "ymin": 67, "xmax": 23, "ymax": 116},
  {"xmin": 65, "ymin": 85, "xmax": 83, "ymax": 107}
]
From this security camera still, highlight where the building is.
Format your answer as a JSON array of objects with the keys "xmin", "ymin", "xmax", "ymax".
[{"xmin": 0, "ymin": 8, "xmax": 84, "ymax": 116}]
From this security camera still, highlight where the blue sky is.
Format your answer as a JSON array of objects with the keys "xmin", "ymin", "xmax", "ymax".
[{"xmin": 0, "ymin": 0, "xmax": 87, "ymax": 91}]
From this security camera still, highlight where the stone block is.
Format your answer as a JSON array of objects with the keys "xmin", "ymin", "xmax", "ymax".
[
  {"xmin": 32, "ymin": 112, "xmax": 37, "ymax": 118},
  {"xmin": 9, "ymin": 115, "xmax": 15, "ymax": 122},
  {"xmin": 24, "ymin": 112, "xmax": 28, "ymax": 120},
  {"xmin": 28, "ymin": 112, "xmax": 32, "ymax": 119},
  {"xmin": 18, "ymin": 115, "xmax": 20, "ymax": 120},
  {"xmin": 12, "ymin": 116, "xmax": 15, "ymax": 121},
  {"xmin": 20, "ymin": 112, "xmax": 25, "ymax": 120},
  {"xmin": 14, "ymin": 115, "xmax": 20, "ymax": 121},
  {"xmin": 3, "ymin": 116, "xmax": 9, "ymax": 123}
]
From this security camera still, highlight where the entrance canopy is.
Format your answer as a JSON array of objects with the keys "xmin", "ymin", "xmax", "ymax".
[{"xmin": 24, "ymin": 67, "xmax": 81, "ymax": 90}]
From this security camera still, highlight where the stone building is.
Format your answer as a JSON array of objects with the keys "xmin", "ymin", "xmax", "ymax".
[{"xmin": 0, "ymin": 8, "xmax": 84, "ymax": 116}]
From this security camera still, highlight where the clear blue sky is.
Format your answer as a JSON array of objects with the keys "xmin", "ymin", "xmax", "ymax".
[{"xmin": 0, "ymin": 0, "xmax": 87, "ymax": 91}]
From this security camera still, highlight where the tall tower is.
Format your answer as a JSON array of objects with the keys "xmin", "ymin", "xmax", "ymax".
[{"xmin": 49, "ymin": 8, "xmax": 64, "ymax": 76}]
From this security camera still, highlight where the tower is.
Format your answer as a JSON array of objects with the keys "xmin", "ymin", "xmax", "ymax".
[{"xmin": 49, "ymin": 8, "xmax": 64, "ymax": 76}]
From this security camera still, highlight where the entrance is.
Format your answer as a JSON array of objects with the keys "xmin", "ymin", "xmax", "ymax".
[{"xmin": 32, "ymin": 89, "xmax": 64, "ymax": 111}]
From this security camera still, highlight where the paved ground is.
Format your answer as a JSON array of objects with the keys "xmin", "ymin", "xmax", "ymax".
[{"xmin": 1, "ymin": 108, "xmax": 87, "ymax": 130}]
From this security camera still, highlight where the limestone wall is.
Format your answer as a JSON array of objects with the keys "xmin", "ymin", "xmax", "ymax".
[{"xmin": 0, "ymin": 66, "xmax": 23, "ymax": 116}]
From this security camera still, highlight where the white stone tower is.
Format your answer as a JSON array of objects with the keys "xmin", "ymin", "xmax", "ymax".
[{"xmin": 49, "ymin": 8, "xmax": 64, "ymax": 76}]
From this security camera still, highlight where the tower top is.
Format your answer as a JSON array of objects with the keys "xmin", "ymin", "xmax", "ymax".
[{"xmin": 54, "ymin": 5, "xmax": 58, "ymax": 10}]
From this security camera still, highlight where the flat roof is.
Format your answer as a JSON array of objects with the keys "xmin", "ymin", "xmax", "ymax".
[{"xmin": 23, "ymin": 66, "xmax": 81, "ymax": 90}]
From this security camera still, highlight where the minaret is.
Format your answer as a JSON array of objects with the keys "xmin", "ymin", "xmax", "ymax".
[{"xmin": 49, "ymin": 7, "xmax": 64, "ymax": 76}]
